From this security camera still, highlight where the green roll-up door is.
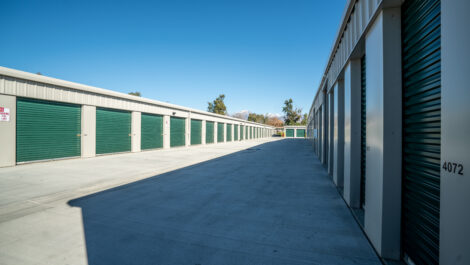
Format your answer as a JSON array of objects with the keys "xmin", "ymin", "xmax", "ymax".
[
  {"xmin": 217, "ymin": 123, "xmax": 224, "ymax": 142},
  {"xmin": 96, "ymin": 108, "xmax": 131, "ymax": 154},
  {"xmin": 234, "ymin": 124, "xmax": 239, "ymax": 141},
  {"xmin": 360, "ymin": 55, "xmax": 367, "ymax": 209},
  {"xmin": 240, "ymin": 125, "xmax": 244, "ymax": 140},
  {"xmin": 402, "ymin": 1, "xmax": 441, "ymax": 265},
  {"xmin": 16, "ymin": 98, "xmax": 81, "ymax": 162},
  {"xmin": 286, "ymin": 129, "xmax": 294, "ymax": 137},
  {"xmin": 249, "ymin": 127, "xmax": 252, "ymax": 139},
  {"xmin": 191, "ymin": 119, "xmax": 202, "ymax": 145},
  {"xmin": 206, "ymin": 121, "xmax": 214, "ymax": 144},
  {"xmin": 141, "ymin": 113, "xmax": 163, "ymax": 150},
  {"xmin": 170, "ymin": 117, "xmax": 186, "ymax": 147},
  {"xmin": 227, "ymin": 124, "xmax": 232, "ymax": 141},
  {"xmin": 296, "ymin": 129, "xmax": 305, "ymax": 138}
]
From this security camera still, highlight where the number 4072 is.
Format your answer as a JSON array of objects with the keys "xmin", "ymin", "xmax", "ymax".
[{"xmin": 442, "ymin": 161, "xmax": 464, "ymax": 175}]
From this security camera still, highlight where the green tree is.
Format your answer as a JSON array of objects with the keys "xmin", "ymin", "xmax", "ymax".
[
  {"xmin": 248, "ymin": 113, "xmax": 266, "ymax": 123},
  {"xmin": 300, "ymin": 113, "xmax": 308, "ymax": 125},
  {"xmin": 128, "ymin": 91, "xmax": 141, "ymax": 96},
  {"xmin": 208, "ymin": 94, "xmax": 227, "ymax": 115},
  {"xmin": 282, "ymin": 98, "xmax": 302, "ymax": 125}
]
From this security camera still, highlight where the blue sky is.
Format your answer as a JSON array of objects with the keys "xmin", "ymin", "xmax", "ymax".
[{"xmin": 0, "ymin": 0, "xmax": 345, "ymax": 117}]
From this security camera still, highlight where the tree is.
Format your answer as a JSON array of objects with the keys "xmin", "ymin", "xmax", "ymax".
[
  {"xmin": 266, "ymin": 116, "xmax": 284, "ymax": 127},
  {"xmin": 301, "ymin": 113, "xmax": 308, "ymax": 125},
  {"xmin": 128, "ymin": 91, "xmax": 141, "ymax": 96},
  {"xmin": 247, "ymin": 113, "xmax": 266, "ymax": 123},
  {"xmin": 282, "ymin": 98, "xmax": 302, "ymax": 125},
  {"xmin": 207, "ymin": 94, "xmax": 227, "ymax": 115}
]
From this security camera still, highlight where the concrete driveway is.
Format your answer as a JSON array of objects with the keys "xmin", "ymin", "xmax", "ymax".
[{"xmin": 0, "ymin": 138, "xmax": 381, "ymax": 265}]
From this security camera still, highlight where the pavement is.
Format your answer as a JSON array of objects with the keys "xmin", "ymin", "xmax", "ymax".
[{"xmin": 0, "ymin": 138, "xmax": 381, "ymax": 265}]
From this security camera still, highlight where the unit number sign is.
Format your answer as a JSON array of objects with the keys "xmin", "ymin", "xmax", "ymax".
[
  {"xmin": 0, "ymin": 107, "xmax": 10, "ymax": 122},
  {"xmin": 442, "ymin": 161, "xmax": 464, "ymax": 175}
]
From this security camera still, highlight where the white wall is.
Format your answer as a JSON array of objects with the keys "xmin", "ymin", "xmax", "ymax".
[
  {"xmin": 163, "ymin": 115, "xmax": 170, "ymax": 149},
  {"xmin": 343, "ymin": 60, "xmax": 362, "ymax": 207},
  {"xmin": 364, "ymin": 9, "xmax": 402, "ymax": 259},
  {"xmin": 131, "ymin": 112, "xmax": 141, "ymax": 152},
  {"xmin": 81, "ymin": 105, "xmax": 96, "ymax": 157},
  {"xmin": 0, "ymin": 95, "xmax": 16, "ymax": 167},
  {"xmin": 440, "ymin": 1, "xmax": 470, "ymax": 264}
]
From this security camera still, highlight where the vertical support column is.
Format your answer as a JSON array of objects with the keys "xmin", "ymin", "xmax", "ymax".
[
  {"xmin": 343, "ymin": 60, "xmax": 362, "ymax": 207},
  {"xmin": 163, "ymin": 115, "xmax": 170, "ymax": 149},
  {"xmin": 0, "ymin": 94, "xmax": 16, "ymax": 167},
  {"xmin": 441, "ymin": 1, "xmax": 470, "ymax": 264},
  {"xmin": 201, "ymin": 120, "xmax": 206, "ymax": 145},
  {"xmin": 185, "ymin": 115, "xmax": 190, "ymax": 147},
  {"xmin": 238, "ymin": 124, "xmax": 240, "ymax": 141},
  {"xmin": 81, "ymin": 105, "xmax": 96, "ymax": 158},
  {"xmin": 328, "ymin": 89, "xmax": 335, "ymax": 176},
  {"xmin": 214, "ymin": 121, "xmax": 218, "ymax": 144},
  {"xmin": 131, "ymin": 111, "xmax": 141, "ymax": 153},
  {"xmin": 334, "ymin": 80, "xmax": 345, "ymax": 188},
  {"xmin": 363, "ymin": 9, "xmax": 402, "ymax": 259},
  {"xmin": 223, "ymin": 123, "xmax": 227, "ymax": 142}
]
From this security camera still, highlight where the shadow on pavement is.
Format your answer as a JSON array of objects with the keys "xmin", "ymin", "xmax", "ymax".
[{"xmin": 68, "ymin": 139, "xmax": 380, "ymax": 265}]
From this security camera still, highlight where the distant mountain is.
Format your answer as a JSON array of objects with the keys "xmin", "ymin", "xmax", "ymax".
[{"xmin": 231, "ymin": 110, "xmax": 249, "ymax": 120}]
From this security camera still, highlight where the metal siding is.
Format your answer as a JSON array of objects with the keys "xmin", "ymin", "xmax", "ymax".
[
  {"xmin": 141, "ymin": 113, "xmax": 163, "ymax": 150},
  {"xmin": 170, "ymin": 117, "xmax": 185, "ymax": 147},
  {"xmin": 286, "ymin": 129, "xmax": 294, "ymax": 137},
  {"xmin": 296, "ymin": 129, "xmax": 306, "ymax": 138},
  {"xmin": 96, "ymin": 108, "xmax": 131, "ymax": 154},
  {"xmin": 16, "ymin": 98, "xmax": 81, "ymax": 162},
  {"xmin": 402, "ymin": 0, "xmax": 441, "ymax": 264},
  {"xmin": 227, "ymin": 124, "xmax": 232, "ymax": 141},
  {"xmin": 190, "ymin": 119, "xmax": 202, "ymax": 145},
  {"xmin": 206, "ymin": 121, "xmax": 214, "ymax": 144},
  {"xmin": 361, "ymin": 55, "xmax": 367, "ymax": 208},
  {"xmin": 217, "ymin": 123, "xmax": 224, "ymax": 142}
]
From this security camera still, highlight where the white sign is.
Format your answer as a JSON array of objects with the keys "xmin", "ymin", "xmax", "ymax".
[{"xmin": 0, "ymin": 107, "xmax": 10, "ymax": 122}]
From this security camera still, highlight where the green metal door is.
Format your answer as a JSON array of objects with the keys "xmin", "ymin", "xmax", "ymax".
[
  {"xmin": 234, "ymin": 124, "xmax": 239, "ymax": 141},
  {"xmin": 191, "ymin": 119, "xmax": 202, "ymax": 145},
  {"xmin": 296, "ymin": 129, "xmax": 305, "ymax": 138},
  {"xmin": 249, "ymin": 126, "xmax": 252, "ymax": 139},
  {"xmin": 206, "ymin": 121, "xmax": 214, "ymax": 144},
  {"xmin": 16, "ymin": 98, "xmax": 81, "ymax": 162},
  {"xmin": 361, "ymin": 55, "xmax": 367, "ymax": 209},
  {"xmin": 402, "ymin": 1, "xmax": 441, "ymax": 264},
  {"xmin": 240, "ymin": 125, "xmax": 244, "ymax": 140},
  {"xmin": 285, "ymin": 129, "xmax": 292, "ymax": 137},
  {"xmin": 96, "ymin": 108, "xmax": 131, "ymax": 154},
  {"xmin": 141, "ymin": 113, "xmax": 163, "ymax": 150},
  {"xmin": 226, "ymin": 124, "xmax": 232, "ymax": 141},
  {"xmin": 217, "ymin": 123, "xmax": 224, "ymax": 142},
  {"xmin": 170, "ymin": 117, "xmax": 186, "ymax": 147}
]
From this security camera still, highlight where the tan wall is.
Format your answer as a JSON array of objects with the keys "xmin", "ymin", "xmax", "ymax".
[{"xmin": 0, "ymin": 94, "xmax": 16, "ymax": 167}]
